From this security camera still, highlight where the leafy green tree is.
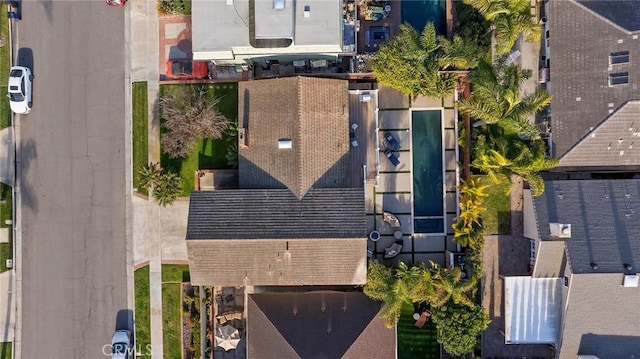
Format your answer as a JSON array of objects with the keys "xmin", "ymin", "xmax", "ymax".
[
  {"xmin": 431, "ymin": 301, "xmax": 490, "ymax": 357},
  {"xmin": 364, "ymin": 262, "xmax": 405, "ymax": 328},
  {"xmin": 464, "ymin": 0, "xmax": 541, "ymax": 55},
  {"xmin": 473, "ymin": 125, "xmax": 558, "ymax": 195},
  {"xmin": 372, "ymin": 23, "xmax": 482, "ymax": 99}
]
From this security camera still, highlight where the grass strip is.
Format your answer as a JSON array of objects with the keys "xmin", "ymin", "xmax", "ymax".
[
  {"xmin": 162, "ymin": 283, "xmax": 181, "ymax": 359},
  {"xmin": 134, "ymin": 266, "xmax": 151, "ymax": 358},
  {"xmin": 132, "ymin": 82, "xmax": 149, "ymax": 195}
]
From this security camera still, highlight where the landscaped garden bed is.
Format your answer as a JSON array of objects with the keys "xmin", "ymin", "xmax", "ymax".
[{"xmin": 181, "ymin": 283, "xmax": 201, "ymax": 359}]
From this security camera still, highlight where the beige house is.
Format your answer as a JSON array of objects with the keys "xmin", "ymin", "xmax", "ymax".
[{"xmin": 186, "ymin": 77, "xmax": 367, "ymax": 287}]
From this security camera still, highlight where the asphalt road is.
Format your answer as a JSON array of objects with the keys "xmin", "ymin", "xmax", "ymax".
[{"xmin": 15, "ymin": 0, "xmax": 129, "ymax": 357}]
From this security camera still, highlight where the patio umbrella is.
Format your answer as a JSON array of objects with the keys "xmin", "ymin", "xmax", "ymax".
[{"xmin": 215, "ymin": 324, "xmax": 241, "ymax": 351}]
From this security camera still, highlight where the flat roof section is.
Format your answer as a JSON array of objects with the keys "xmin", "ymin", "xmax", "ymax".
[
  {"xmin": 255, "ymin": 0, "xmax": 294, "ymax": 39},
  {"xmin": 192, "ymin": 0, "xmax": 342, "ymax": 60}
]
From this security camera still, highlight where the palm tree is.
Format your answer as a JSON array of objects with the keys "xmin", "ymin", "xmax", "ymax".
[
  {"xmin": 464, "ymin": 0, "xmax": 541, "ymax": 55},
  {"xmin": 458, "ymin": 61, "xmax": 552, "ymax": 139},
  {"xmin": 473, "ymin": 125, "xmax": 558, "ymax": 195},
  {"xmin": 429, "ymin": 262, "xmax": 476, "ymax": 308},
  {"xmin": 373, "ymin": 23, "xmax": 483, "ymax": 99},
  {"xmin": 153, "ymin": 172, "xmax": 182, "ymax": 207},
  {"xmin": 138, "ymin": 162, "xmax": 163, "ymax": 192},
  {"xmin": 364, "ymin": 262, "xmax": 406, "ymax": 328}
]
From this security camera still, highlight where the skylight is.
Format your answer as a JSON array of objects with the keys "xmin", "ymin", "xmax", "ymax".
[
  {"xmin": 609, "ymin": 72, "xmax": 629, "ymax": 86},
  {"xmin": 610, "ymin": 51, "xmax": 630, "ymax": 65}
]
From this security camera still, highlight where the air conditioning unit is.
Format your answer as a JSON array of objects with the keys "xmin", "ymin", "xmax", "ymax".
[
  {"xmin": 549, "ymin": 223, "xmax": 571, "ymax": 238},
  {"xmin": 623, "ymin": 275, "xmax": 639, "ymax": 288},
  {"xmin": 359, "ymin": 93, "xmax": 372, "ymax": 103},
  {"xmin": 5, "ymin": 259, "xmax": 12, "ymax": 269}
]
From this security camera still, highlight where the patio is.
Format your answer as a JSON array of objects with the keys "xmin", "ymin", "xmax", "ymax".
[
  {"xmin": 357, "ymin": 84, "xmax": 459, "ymax": 267},
  {"xmin": 212, "ymin": 286, "xmax": 247, "ymax": 359}
]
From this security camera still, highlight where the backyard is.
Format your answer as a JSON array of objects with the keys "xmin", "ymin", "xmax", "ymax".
[
  {"xmin": 397, "ymin": 303, "xmax": 439, "ymax": 359},
  {"xmin": 481, "ymin": 178, "xmax": 511, "ymax": 234},
  {"xmin": 160, "ymin": 83, "xmax": 238, "ymax": 196}
]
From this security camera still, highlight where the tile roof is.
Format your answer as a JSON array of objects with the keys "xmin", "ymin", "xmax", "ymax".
[
  {"xmin": 238, "ymin": 77, "xmax": 350, "ymax": 198},
  {"xmin": 186, "ymin": 188, "xmax": 366, "ymax": 240},
  {"xmin": 247, "ymin": 292, "xmax": 396, "ymax": 359},
  {"xmin": 559, "ymin": 273, "xmax": 640, "ymax": 358},
  {"xmin": 558, "ymin": 101, "xmax": 640, "ymax": 169},
  {"xmin": 548, "ymin": 0, "xmax": 640, "ymax": 158},
  {"xmin": 533, "ymin": 179, "xmax": 640, "ymax": 274},
  {"xmin": 532, "ymin": 241, "xmax": 566, "ymax": 278},
  {"xmin": 187, "ymin": 238, "xmax": 367, "ymax": 286},
  {"xmin": 575, "ymin": 0, "xmax": 640, "ymax": 32}
]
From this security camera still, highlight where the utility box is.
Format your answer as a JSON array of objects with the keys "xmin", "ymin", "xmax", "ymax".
[{"xmin": 5, "ymin": 259, "xmax": 12, "ymax": 269}]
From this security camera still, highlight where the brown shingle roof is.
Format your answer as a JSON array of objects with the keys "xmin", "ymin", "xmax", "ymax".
[
  {"xmin": 238, "ymin": 76, "xmax": 350, "ymax": 198},
  {"xmin": 247, "ymin": 292, "xmax": 396, "ymax": 359},
  {"xmin": 187, "ymin": 238, "xmax": 367, "ymax": 286}
]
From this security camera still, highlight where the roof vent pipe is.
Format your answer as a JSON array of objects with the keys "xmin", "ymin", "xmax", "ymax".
[
  {"xmin": 625, "ymin": 263, "xmax": 633, "ymax": 271},
  {"xmin": 590, "ymin": 262, "xmax": 599, "ymax": 270}
]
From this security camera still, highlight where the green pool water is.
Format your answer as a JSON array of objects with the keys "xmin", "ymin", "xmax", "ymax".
[
  {"xmin": 412, "ymin": 110, "xmax": 444, "ymax": 233},
  {"xmin": 401, "ymin": 0, "xmax": 446, "ymax": 35}
]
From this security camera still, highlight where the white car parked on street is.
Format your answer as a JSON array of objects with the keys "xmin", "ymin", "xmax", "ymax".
[{"xmin": 7, "ymin": 66, "xmax": 33, "ymax": 114}]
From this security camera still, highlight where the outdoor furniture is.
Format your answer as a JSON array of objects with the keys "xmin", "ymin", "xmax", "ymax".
[
  {"xmin": 384, "ymin": 240, "xmax": 403, "ymax": 258},
  {"xmin": 384, "ymin": 149, "xmax": 400, "ymax": 167},
  {"xmin": 351, "ymin": 123, "xmax": 359, "ymax": 130},
  {"xmin": 383, "ymin": 132, "xmax": 401, "ymax": 150},
  {"xmin": 352, "ymin": 140, "xmax": 359, "ymax": 148},
  {"xmin": 382, "ymin": 211, "xmax": 401, "ymax": 228},
  {"xmin": 414, "ymin": 310, "xmax": 431, "ymax": 328},
  {"xmin": 393, "ymin": 230, "xmax": 403, "ymax": 240},
  {"xmin": 216, "ymin": 324, "xmax": 241, "ymax": 351}
]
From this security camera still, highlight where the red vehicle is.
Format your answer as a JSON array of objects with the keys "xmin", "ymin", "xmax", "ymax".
[
  {"xmin": 165, "ymin": 60, "xmax": 210, "ymax": 80},
  {"xmin": 105, "ymin": 0, "xmax": 126, "ymax": 6}
]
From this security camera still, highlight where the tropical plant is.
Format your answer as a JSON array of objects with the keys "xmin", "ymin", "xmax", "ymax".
[
  {"xmin": 372, "ymin": 23, "xmax": 483, "ymax": 99},
  {"xmin": 153, "ymin": 172, "xmax": 182, "ymax": 207},
  {"xmin": 431, "ymin": 301, "xmax": 490, "ymax": 356},
  {"xmin": 459, "ymin": 61, "xmax": 552, "ymax": 139},
  {"xmin": 464, "ymin": 0, "xmax": 541, "ymax": 55},
  {"xmin": 161, "ymin": 85, "xmax": 231, "ymax": 159},
  {"xmin": 138, "ymin": 163, "xmax": 183, "ymax": 206},
  {"xmin": 138, "ymin": 162, "xmax": 163, "ymax": 193},
  {"xmin": 429, "ymin": 262, "xmax": 477, "ymax": 308},
  {"xmin": 453, "ymin": 176, "xmax": 489, "ymax": 247},
  {"xmin": 473, "ymin": 125, "xmax": 558, "ymax": 195},
  {"xmin": 364, "ymin": 262, "xmax": 405, "ymax": 328}
]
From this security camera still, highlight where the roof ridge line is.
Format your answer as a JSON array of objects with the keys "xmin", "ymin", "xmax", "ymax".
[{"xmin": 296, "ymin": 76, "xmax": 305, "ymax": 198}]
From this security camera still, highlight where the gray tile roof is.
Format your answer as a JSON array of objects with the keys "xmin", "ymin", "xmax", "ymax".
[
  {"xmin": 549, "ymin": 0, "xmax": 640, "ymax": 158},
  {"xmin": 533, "ymin": 179, "xmax": 640, "ymax": 274},
  {"xmin": 576, "ymin": 0, "xmax": 640, "ymax": 32},
  {"xmin": 558, "ymin": 101, "xmax": 640, "ymax": 169},
  {"xmin": 247, "ymin": 292, "xmax": 396, "ymax": 359},
  {"xmin": 559, "ymin": 273, "xmax": 640, "ymax": 359},
  {"xmin": 186, "ymin": 188, "xmax": 366, "ymax": 240},
  {"xmin": 238, "ymin": 77, "xmax": 351, "ymax": 198}
]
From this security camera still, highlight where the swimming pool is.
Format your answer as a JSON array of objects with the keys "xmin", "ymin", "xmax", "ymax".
[
  {"xmin": 412, "ymin": 110, "xmax": 444, "ymax": 234},
  {"xmin": 400, "ymin": 0, "xmax": 446, "ymax": 35}
]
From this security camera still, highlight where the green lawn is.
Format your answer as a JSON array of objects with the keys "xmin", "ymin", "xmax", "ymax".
[
  {"xmin": 0, "ymin": 342, "xmax": 11, "ymax": 359},
  {"xmin": 0, "ymin": 4, "xmax": 12, "ymax": 130},
  {"xmin": 482, "ymin": 178, "xmax": 511, "ymax": 234},
  {"xmin": 162, "ymin": 264, "xmax": 190, "ymax": 283},
  {"xmin": 162, "ymin": 283, "xmax": 182, "ymax": 359},
  {"xmin": 132, "ymin": 82, "xmax": 149, "ymax": 195},
  {"xmin": 160, "ymin": 83, "xmax": 238, "ymax": 196},
  {"xmin": 0, "ymin": 183, "xmax": 12, "ymax": 273},
  {"xmin": 397, "ymin": 303, "xmax": 440, "ymax": 359},
  {"xmin": 134, "ymin": 266, "xmax": 151, "ymax": 358}
]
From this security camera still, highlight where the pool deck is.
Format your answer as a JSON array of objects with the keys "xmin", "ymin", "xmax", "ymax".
[{"xmin": 365, "ymin": 84, "xmax": 459, "ymax": 267}]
